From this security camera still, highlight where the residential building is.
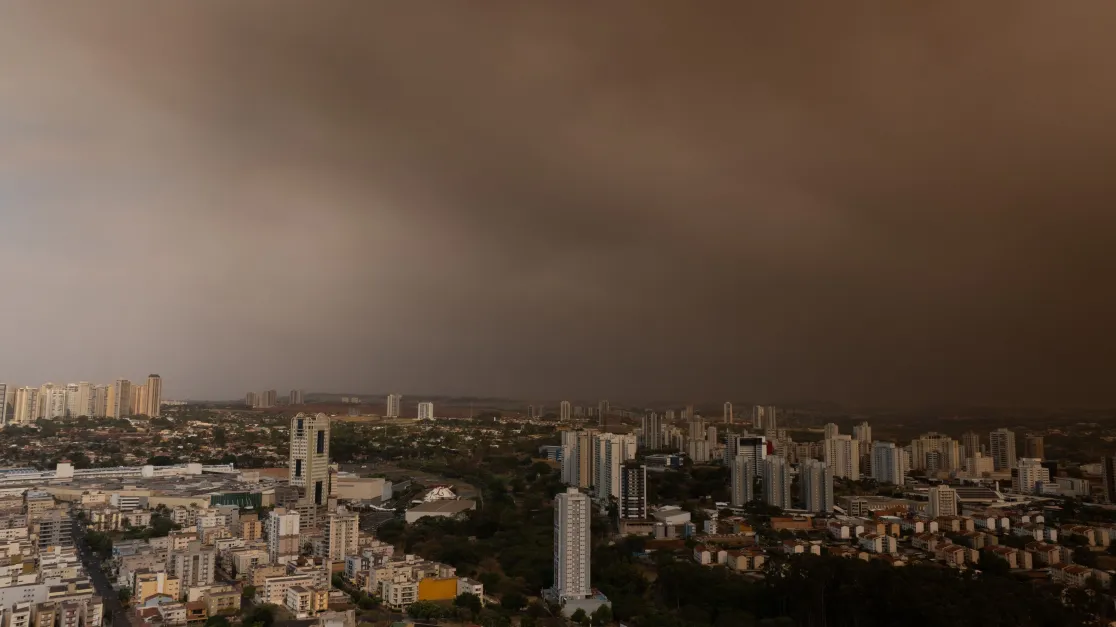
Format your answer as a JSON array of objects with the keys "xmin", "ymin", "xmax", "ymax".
[
  {"xmin": 762, "ymin": 456, "xmax": 791, "ymax": 510},
  {"xmin": 910, "ymin": 432, "xmax": 962, "ymax": 472},
  {"xmin": 169, "ymin": 541, "xmax": 216, "ymax": 587},
  {"xmin": 289, "ymin": 413, "xmax": 331, "ymax": 506},
  {"xmin": 824, "ymin": 435, "xmax": 860, "ymax": 480},
  {"xmin": 871, "ymin": 442, "xmax": 906, "ymax": 485},
  {"xmin": 13, "ymin": 387, "xmax": 38, "ymax": 424},
  {"xmin": 799, "ymin": 459, "xmax": 833, "ymax": 513},
  {"xmin": 553, "ymin": 488, "xmax": 591, "ymax": 601},
  {"xmin": 111, "ymin": 379, "xmax": 131, "ymax": 418},
  {"xmin": 1104, "ymin": 457, "xmax": 1116, "ymax": 504},
  {"xmin": 640, "ymin": 413, "xmax": 663, "ymax": 451},
  {"xmin": 823, "ymin": 423, "xmax": 839, "ymax": 439},
  {"xmin": 1024, "ymin": 435, "xmax": 1044, "ymax": 460},
  {"xmin": 65, "ymin": 383, "xmax": 93, "ymax": 418},
  {"xmin": 285, "ymin": 586, "xmax": 328, "ymax": 619},
  {"xmin": 852, "ymin": 422, "xmax": 871, "ymax": 444},
  {"xmin": 1013, "ymin": 458, "xmax": 1050, "ymax": 494},
  {"xmin": 927, "ymin": 485, "xmax": 958, "ymax": 518},
  {"xmin": 594, "ymin": 433, "xmax": 637, "ymax": 501},
  {"xmin": 990, "ymin": 429, "xmax": 1017, "ymax": 472},
  {"xmin": 725, "ymin": 435, "xmax": 766, "ymax": 475},
  {"xmin": 266, "ymin": 508, "xmax": 301, "ymax": 565},
  {"xmin": 730, "ymin": 454, "xmax": 754, "ymax": 507},
  {"xmin": 619, "ymin": 464, "xmax": 647, "ymax": 519},
  {"xmin": 326, "ymin": 508, "xmax": 360, "ymax": 560},
  {"xmin": 385, "ymin": 394, "xmax": 402, "ymax": 418},
  {"xmin": 416, "ymin": 402, "xmax": 434, "ymax": 420},
  {"xmin": 258, "ymin": 390, "xmax": 277, "ymax": 408},
  {"xmin": 144, "ymin": 375, "xmax": 163, "ymax": 417},
  {"xmin": 560, "ymin": 401, "xmax": 571, "ymax": 422},
  {"xmin": 289, "ymin": 390, "xmax": 304, "ymax": 405},
  {"xmin": 723, "ymin": 402, "xmax": 733, "ymax": 424}
]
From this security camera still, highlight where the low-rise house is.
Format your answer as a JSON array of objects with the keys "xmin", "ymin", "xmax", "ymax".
[
  {"xmin": 857, "ymin": 534, "xmax": 897, "ymax": 554},
  {"xmin": 782, "ymin": 540, "xmax": 821, "ymax": 556},
  {"xmin": 725, "ymin": 550, "xmax": 765, "ymax": 572},
  {"xmin": 1025, "ymin": 542, "xmax": 1060, "ymax": 566},
  {"xmin": 692, "ymin": 545, "xmax": 727, "ymax": 566}
]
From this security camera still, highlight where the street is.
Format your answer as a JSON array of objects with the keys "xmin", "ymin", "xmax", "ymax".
[{"xmin": 73, "ymin": 522, "xmax": 130, "ymax": 627}]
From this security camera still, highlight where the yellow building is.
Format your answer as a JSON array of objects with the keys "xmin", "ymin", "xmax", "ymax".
[
  {"xmin": 133, "ymin": 571, "xmax": 180, "ymax": 604},
  {"xmin": 417, "ymin": 577, "xmax": 458, "ymax": 602}
]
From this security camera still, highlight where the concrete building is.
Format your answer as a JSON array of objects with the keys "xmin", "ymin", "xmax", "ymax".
[
  {"xmin": 111, "ymin": 379, "xmax": 132, "ymax": 418},
  {"xmin": 723, "ymin": 402, "xmax": 733, "ymax": 424},
  {"xmin": 169, "ymin": 541, "xmax": 215, "ymax": 587},
  {"xmin": 640, "ymin": 413, "xmax": 663, "ymax": 451},
  {"xmin": 762, "ymin": 456, "xmax": 791, "ymax": 510},
  {"xmin": 852, "ymin": 422, "xmax": 871, "ymax": 444},
  {"xmin": 385, "ymin": 394, "xmax": 402, "ymax": 418},
  {"xmin": 1104, "ymin": 457, "xmax": 1116, "ymax": 504},
  {"xmin": 799, "ymin": 459, "xmax": 833, "ymax": 513},
  {"xmin": 326, "ymin": 508, "xmax": 360, "ymax": 560},
  {"xmin": 823, "ymin": 423, "xmax": 839, "ymax": 439},
  {"xmin": 1013, "ymin": 458, "xmax": 1051, "ymax": 494},
  {"xmin": 1024, "ymin": 435, "xmax": 1044, "ymax": 460},
  {"xmin": 14, "ymin": 387, "xmax": 38, "ymax": 424},
  {"xmin": 266, "ymin": 508, "xmax": 301, "ymax": 565},
  {"xmin": 289, "ymin": 413, "xmax": 331, "ymax": 506},
  {"xmin": 619, "ymin": 464, "xmax": 647, "ymax": 519},
  {"xmin": 289, "ymin": 390, "xmax": 304, "ymax": 405},
  {"xmin": 553, "ymin": 488, "xmax": 591, "ymax": 601},
  {"xmin": 65, "ymin": 383, "xmax": 92, "ymax": 418},
  {"xmin": 725, "ymin": 435, "xmax": 766, "ymax": 475},
  {"xmin": 594, "ymin": 433, "xmax": 637, "ymax": 502},
  {"xmin": 416, "ymin": 402, "xmax": 434, "ymax": 420},
  {"xmin": 962, "ymin": 431, "xmax": 982, "ymax": 458},
  {"xmin": 560, "ymin": 401, "xmax": 571, "ymax": 422},
  {"xmin": 824, "ymin": 435, "xmax": 860, "ymax": 480},
  {"xmin": 144, "ymin": 375, "xmax": 162, "ymax": 417},
  {"xmin": 990, "ymin": 429, "xmax": 1017, "ymax": 472},
  {"xmin": 871, "ymin": 442, "xmax": 906, "ymax": 485},
  {"xmin": 730, "ymin": 454, "xmax": 754, "ymax": 507},
  {"xmin": 928, "ymin": 485, "xmax": 958, "ymax": 518}
]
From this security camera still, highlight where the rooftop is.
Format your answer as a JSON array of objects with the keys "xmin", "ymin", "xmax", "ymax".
[{"xmin": 407, "ymin": 500, "xmax": 477, "ymax": 514}]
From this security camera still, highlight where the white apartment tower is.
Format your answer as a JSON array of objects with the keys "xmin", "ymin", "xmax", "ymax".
[
  {"xmin": 640, "ymin": 412, "xmax": 663, "ymax": 451},
  {"xmin": 553, "ymin": 488, "xmax": 591, "ymax": 601},
  {"xmin": 990, "ymin": 429, "xmax": 1017, "ymax": 472},
  {"xmin": 66, "ymin": 382, "xmax": 94, "ymax": 418},
  {"xmin": 560, "ymin": 401, "xmax": 572, "ymax": 422},
  {"xmin": 289, "ymin": 413, "xmax": 331, "ymax": 506},
  {"xmin": 326, "ymin": 507, "xmax": 360, "ymax": 560},
  {"xmin": 762, "ymin": 455, "xmax": 791, "ymax": 510},
  {"xmin": 14, "ymin": 387, "xmax": 38, "ymax": 424},
  {"xmin": 417, "ymin": 402, "xmax": 434, "ymax": 420},
  {"xmin": 824, "ymin": 435, "xmax": 860, "ymax": 480},
  {"xmin": 144, "ymin": 375, "xmax": 162, "ymax": 417},
  {"xmin": 266, "ymin": 508, "xmax": 301, "ymax": 565},
  {"xmin": 823, "ymin": 423, "xmax": 840, "ymax": 439},
  {"xmin": 112, "ymin": 379, "xmax": 132, "ymax": 418},
  {"xmin": 730, "ymin": 454, "xmax": 754, "ymax": 507},
  {"xmin": 871, "ymin": 442, "xmax": 907, "ymax": 485},
  {"xmin": 595, "ymin": 433, "xmax": 637, "ymax": 501},
  {"xmin": 852, "ymin": 422, "xmax": 871, "ymax": 444},
  {"xmin": 927, "ymin": 485, "xmax": 959, "ymax": 518},
  {"xmin": 799, "ymin": 458, "xmax": 834, "ymax": 513},
  {"xmin": 385, "ymin": 394, "xmax": 402, "ymax": 418},
  {"xmin": 1013, "ymin": 458, "xmax": 1051, "ymax": 494}
]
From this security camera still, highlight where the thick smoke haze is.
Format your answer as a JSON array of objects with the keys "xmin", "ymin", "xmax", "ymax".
[{"xmin": 2, "ymin": 2, "xmax": 1115, "ymax": 405}]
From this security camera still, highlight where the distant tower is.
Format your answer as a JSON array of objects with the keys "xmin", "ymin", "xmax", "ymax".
[
  {"xmin": 417, "ymin": 402, "xmax": 434, "ymax": 420},
  {"xmin": 962, "ymin": 431, "xmax": 982, "ymax": 458},
  {"xmin": 289, "ymin": 413, "xmax": 331, "ymax": 506},
  {"xmin": 145, "ymin": 375, "xmax": 163, "ymax": 417},
  {"xmin": 989, "ymin": 429, "xmax": 1017, "ymax": 471},
  {"xmin": 762, "ymin": 456, "xmax": 791, "ymax": 510},
  {"xmin": 597, "ymin": 400, "xmax": 609, "ymax": 426},
  {"xmin": 112, "ymin": 379, "xmax": 132, "ymax": 419},
  {"xmin": 640, "ymin": 413, "xmax": 663, "ymax": 451},
  {"xmin": 619, "ymin": 464, "xmax": 647, "ymax": 519},
  {"xmin": 289, "ymin": 390, "xmax": 304, "ymax": 405},
  {"xmin": 852, "ymin": 421, "xmax": 871, "ymax": 444},
  {"xmin": 730, "ymin": 454, "xmax": 754, "ymax": 507},
  {"xmin": 385, "ymin": 394, "xmax": 402, "ymax": 418},
  {"xmin": 799, "ymin": 458, "xmax": 833, "ymax": 513},
  {"xmin": 723, "ymin": 402, "xmax": 733, "ymax": 424},
  {"xmin": 553, "ymin": 488, "xmax": 591, "ymax": 601},
  {"xmin": 1024, "ymin": 435, "xmax": 1044, "ymax": 460},
  {"xmin": 823, "ymin": 423, "xmax": 839, "ymax": 439},
  {"xmin": 245, "ymin": 392, "xmax": 258, "ymax": 408},
  {"xmin": 560, "ymin": 401, "xmax": 572, "ymax": 422},
  {"xmin": 13, "ymin": 387, "xmax": 37, "ymax": 425}
]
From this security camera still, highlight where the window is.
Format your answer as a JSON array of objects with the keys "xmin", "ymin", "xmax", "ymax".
[
  {"xmin": 296, "ymin": 418, "xmax": 304, "ymax": 433},
  {"xmin": 294, "ymin": 460, "xmax": 302, "ymax": 477},
  {"xmin": 317, "ymin": 430, "xmax": 325, "ymax": 454},
  {"xmin": 315, "ymin": 481, "xmax": 323, "ymax": 505}
]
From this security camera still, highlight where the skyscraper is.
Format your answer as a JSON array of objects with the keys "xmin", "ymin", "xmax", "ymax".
[
  {"xmin": 259, "ymin": 389, "xmax": 277, "ymax": 409},
  {"xmin": 1013, "ymin": 458, "xmax": 1050, "ymax": 494},
  {"xmin": 619, "ymin": 464, "xmax": 647, "ymax": 519},
  {"xmin": 553, "ymin": 488, "xmax": 591, "ymax": 601},
  {"xmin": 289, "ymin": 413, "xmax": 331, "ymax": 506},
  {"xmin": 0, "ymin": 383, "xmax": 6, "ymax": 427},
  {"xmin": 730, "ymin": 454, "xmax": 754, "ymax": 507},
  {"xmin": 14, "ymin": 387, "xmax": 39, "ymax": 424},
  {"xmin": 726, "ymin": 435, "xmax": 767, "ymax": 475},
  {"xmin": 990, "ymin": 428, "xmax": 1017, "ymax": 472},
  {"xmin": 245, "ymin": 392, "xmax": 257, "ymax": 408},
  {"xmin": 927, "ymin": 485, "xmax": 958, "ymax": 518},
  {"xmin": 1024, "ymin": 435, "xmax": 1044, "ymax": 460},
  {"xmin": 289, "ymin": 389, "xmax": 304, "ymax": 405},
  {"xmin": 799, "ymin": 459, "xmax": 833, "ymax": 513},
  {"xmin": 723, "ymin": 402, "xmax": 733, "ymax": 424},
  {"xmin": 595, "ymin": 433, "xmax": 637, "ymax": 501},
  {"xmin": 598, "ymin": 400, "xmax": 609, "ymax": 426},
  {"xmin": 762, "ymin": 455, "xmax": 791, "ymax": 510},
  {"xmin": 385, "ymin": 394, "xmax": 402, "ymax": 418},
  {"xmin": 145, "ymin": 375, "xmax": 162, "ymax": 417},
  {"xmin": 823, "ymin": 435, "xmax": 860, "ymax": 480},
  {"xmin": 1103, "ymin": 457, "xmax": 1116, "ymax": 504},
  {"xmin": 91, "ymin": 385, "xmax": 108, "ymax": 417},
  {"xmin": 417, "ymin": 402, "xmax": 434, "ymax": 420},
  {"xmin": 66, "ymin": 382, "xmax": 93, "ymax": 418},
  {"xmin": 560, "ymin": 401, "xmax": 572, "ymax": 422},
  {"xmin": 852, "ymin": 422, "xmax": 871, "ymax": 444},
  {"xmin": 823, "ymin": 423, "xmax": 839, "ymax": 439},
  {"xmin": 133, "ymin": 384, "xmax": 147, "ymax": 417},
  {"xmin": 871, "ymin": 442, "xmax": 906, "ymax": 485},
  {"xmin": 112, "ymin": 379, "xmax": 132, "ymax": 419},
  {"xmin": 640, "ymin": 412, "xmax": 663, "ymax": 451},
  {"xmin": 961, "ymin": 431, "xmax": 982, "ymax": 458}
]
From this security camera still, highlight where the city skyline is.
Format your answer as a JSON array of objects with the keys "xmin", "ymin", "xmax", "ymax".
[{"xmin": 2, "ymin": 3, "xmax": 1116, "ymax": 405}]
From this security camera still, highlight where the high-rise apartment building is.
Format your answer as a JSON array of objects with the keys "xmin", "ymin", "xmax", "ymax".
[
  {"xmin": 289, "ymin": 413, "xmax": 331, "ymax": 506},
  {"xmin": 723, "ymin": 402, "xmax": 733, "ymax": 424},
  {"xmin": 927, "ymin": 485, "xmax": 958, "ymax": 518},
  {"xmin": 326, "ymin": 508, "xmax": 360, "ymax": 560},
  {"xmin": 0, "ymin": 383, "xmax": 6, "ymax": 427},
  {"xmin": 990, "ymin": 429, "xmax": 1017, "ymax": 472},
  {"xmin": 38, "ymin": 384, "xmax": 66, "ymax": 420},
  {"xmin": 145, "ymin": 375, "xmax": 162, "ymax": 417},
  {"xmin": 598, "ymin": 401, "xmax": 610, "ymax": 426},
  {"xmin": 66, "ymin": 382, "xmax": 94, "ymax": 418},
  {"xmin": 1103, "ymin": 458, "xmax": 1116, "ymax": 504},
  {"xmin": 170, "ymin": 541, "xmax": 216, "ymax": 587},
  {"xmin": 91, "ymin": 385, "xmax": 108, "ymax": 418},
  {"xmin": 871, "ymin": 442, "xmax": 906, "ymax": 485},
  {"xmin": 14, "ymin": 387, "xmax": 38, "ymax": 424},
  {"xmin": 962, "ymin": 431, "xmax": 982, "ymax": 459},
  {"xmin": 245, "ymin": 392, "xmax": 258, "ymax": 408},
  {"xmin": 1013, "ymin": 458, "xmax": 1050, "ymax": 494},
  {"xmin": 640, "ymin": 413, "xmax": 663, "ymax": 451},
  {"xmin": 259, "ymin": 390, "xmax": 278, "ymax": 409},
  {"xmin": 762, "ymin": 456, "xmax": 791, "ymax": 510},
  {"xmin": 266, "ymin": 508, "xmax": 301, "ymax": 564},
  {"xmin": 730, "ymin": 454, "xmax": 754, "ymax": 507},
  {"xmin": 726, "ymin": 435, "xmax": 767, "ymax": 475},
  {"xmin": 595, "ymin": 433, "xmax": 637, "ymax": 501},
  {"xmin": 619, "ymin": 464, "xmax": 647, "ymax": 519},
  {"xmin": 553, "ymin": 488, "xmax": 591, "ymax": 601},
  {"xmin": 560, "ymin": 401, "xmax": 571, "ymax": 422},
  {"xmin": 823, "ymin": 435, "xmax": 860, "ymax": 480},
  {"xmin": 752, "ymin": 405, "xmax": 776, "ymax": 430},
  {"xmin": 417, "ymin": 402, "xmax": 434, "ymax": 420},
  {"xmin": 910, "ymin": 433, "xmax": 962, "ymax": 472},
  {"xmin": 133, "ymin": 384, "xmax": 147, "ymax": 417},
  {"xmin": 852, "ymin": 422, "xmax": 871, "ymax": 444},
  {"xmin": 385, "ymin": 394, "xmax": 402, "ymax": 418},
  {"xmin": 823, "ymin": 423, "xmax": 840, "ymax": 439},
  {"xmin": 1024, "ymin": 435, "xmax": 1044, "ymax": 460},
  {"xmin": 289, "ymin": 390, "xmax": 304, "ymax": 405},
  {"xmin": 112, "ymin": 379, "xmax": 132, "ymax": 419},
  {"xmin": 799, "ymin": 458, "xmax": 833, "ymax": 513}
]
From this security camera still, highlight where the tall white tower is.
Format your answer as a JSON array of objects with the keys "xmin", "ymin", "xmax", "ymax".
[
  {"xmin": 385, "ymin": 394, "xmax": 402, "ymax": 418},
  {"xmin": 289, "ymin": 413, "xmax": 331, "ymax": 505},
  {"xmin": 553, "ymin": 487, "xmax": 591, "ymax": 601}
]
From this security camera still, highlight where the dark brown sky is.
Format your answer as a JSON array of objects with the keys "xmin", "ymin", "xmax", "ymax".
[{"xmin": 2, "ymin": 2, "xmax": 1116, "ymax": 405}]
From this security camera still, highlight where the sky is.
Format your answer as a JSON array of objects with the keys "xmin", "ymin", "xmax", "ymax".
[{"xmin": 2, "ymin": 2, "xmax": 1116, "ymax": 406}]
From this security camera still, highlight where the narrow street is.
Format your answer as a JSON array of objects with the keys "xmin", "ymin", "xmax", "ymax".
[{"xmin": 73, "ymin": 522, "xmax": 130, "ymax": 627}]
